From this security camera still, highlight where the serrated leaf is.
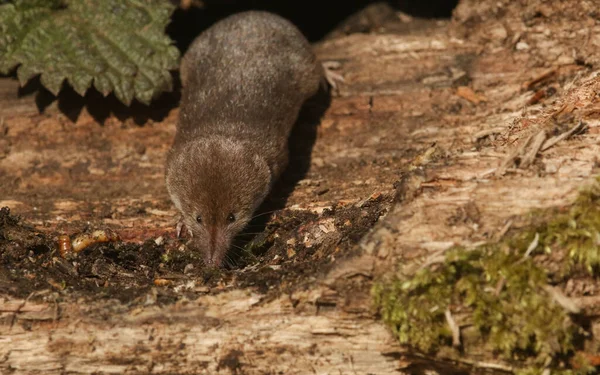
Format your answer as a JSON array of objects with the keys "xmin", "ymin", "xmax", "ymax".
[
  {"xmin": 113, "ymin": 77, "xmax": 135, "ymax": 106},
  {"xmin": 70, "ymin": 71, "xmax": 93, "ymax": 96},
  {"xmin": 16, "ymin": 63, "xmax": 37, "ymax": 84},
  {"xmin": 39, "ymin": 71, "xmax": 64, "ymax": 94},
  {"xmin": 93, "ymin": 74, "xmax": 113, "ymax": 96},
  {"xmin": 0, "ymin": 0, "xmax": 180, "ymax": 105},
  {"xmin": 134, "ymin": 74, "xmax": 154, "ymax": 105}
]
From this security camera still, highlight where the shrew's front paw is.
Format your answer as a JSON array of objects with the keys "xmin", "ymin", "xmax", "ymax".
[{"xmin": 175, "ymin": 216, "xmax": 193, "ymax": 239}]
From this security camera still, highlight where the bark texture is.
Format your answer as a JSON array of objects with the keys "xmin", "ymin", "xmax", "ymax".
[{"xmin": 1, "ymin": 0, "xmax": 600, "ymax": 373}]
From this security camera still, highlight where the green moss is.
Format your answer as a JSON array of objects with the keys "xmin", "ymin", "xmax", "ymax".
[
  {"xmin": 374, "ymin": 178, "xmax": 600, "ymax": 375},
  {"xmin": 539, "ymin": 181, "xmax": 600, "ymax": 275}
]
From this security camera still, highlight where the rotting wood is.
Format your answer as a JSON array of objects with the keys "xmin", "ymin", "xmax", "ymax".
[
  {"xmin": 2, "ymin": 0, "xmax": 600, "ymax": 374},
  {"xmin": 2, "ymin": 289, "xmax": 406, "ymax": 375}
]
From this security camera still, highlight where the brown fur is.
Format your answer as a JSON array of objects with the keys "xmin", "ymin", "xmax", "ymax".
[{"xmin": 166, "ymin": 11, "xmax": 321, "ymax": 266}]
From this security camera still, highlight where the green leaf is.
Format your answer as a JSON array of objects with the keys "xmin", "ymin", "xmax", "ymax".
[
  {"xmin": 40, "ymin": 71, "xmax": 64, "ymax": 95},
  {"xmin": 0, "ymin": 0, "xmax": 180, "ymax": 105}
]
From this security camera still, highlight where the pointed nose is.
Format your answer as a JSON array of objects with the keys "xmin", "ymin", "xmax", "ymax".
[
  {"xmin": 204, "ymin": 257, "xmax": 216, "ymax": 266},
  {"xmin": 209, "ymin": 225, "xmax": 217, "ymax": 250},
  {"xmin": 205, "ymin": 225, "xmax": 226, "ymax": 267},
  {"xmin": 203, "ymin": 252, "xmax": 222, "ymax": 267}
]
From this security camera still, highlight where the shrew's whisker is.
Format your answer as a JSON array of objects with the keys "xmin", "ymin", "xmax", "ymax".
[{"xmin": 250, "ymin": 209, "xmax": 283, "ymax": 220}]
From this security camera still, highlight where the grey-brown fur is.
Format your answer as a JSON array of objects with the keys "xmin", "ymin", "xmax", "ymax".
[{"xmin": 166, "ymin": 11, "xmax": 322, "ymax": 267}]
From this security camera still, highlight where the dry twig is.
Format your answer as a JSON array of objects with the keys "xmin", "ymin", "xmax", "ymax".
[
  {"xmin": 519, "ymin": 131, "xmax": 547, "ymax": 168},
  {"xmin": 496, "ymin": 133, "xmax": 532, "ymax": 176},
  {"xmin": 541, "ymin": 120, "xmax": 587, "ymax": 152},
  {"xmin": 497, "ymin": 119, "xmax": 586, "ymax": 175},
  {"xmin": 542, "ymin": 285, "xmax": 581, "ymax": 314},
  {"xmin": 444, "ymin": 309, "xmax": 461, "ymax": 347},
  {"xmin": 522, "ymin": 69, "xmax": 557, "ymax": 91},
  {"xmin": 495, "ymin": 220, "xmax": 513, "ymax": 240},
  {"xmin": 523, "ymin": 232, "xmax": 539, "ymax": 258}
]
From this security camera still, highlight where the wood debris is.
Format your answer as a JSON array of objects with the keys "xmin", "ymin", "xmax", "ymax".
[
  {"xmin": 542, "ymin": 285, "xmax": 581, "ymax": 314},
  {"xmin": 456, "ymin": 86, "xmax": 487, "ymax": 104},
  {"xmin": 522, "ymin": 69, "xmax": 557, "ymax": 91},
  {"xmin": 497, "ymin": 120, "xmax": 587, "ymax": 175},
  {"xmin": 444, "ymin": 309, "xmax": 461, "ymax": 347},
  {"xmin": 519, "ymin": 130, "xmax": 547, "ymax": 168},
  {"xmin": 527, "ymin": 89, "xmax": 546, "ymax": 105},
  {"xmin": 541, "ymin": 120, "xmax": 588, "ymax": 152},
  {"xmin": 473, "ymin": 127, "xmax": 505, "ymax": 141}
]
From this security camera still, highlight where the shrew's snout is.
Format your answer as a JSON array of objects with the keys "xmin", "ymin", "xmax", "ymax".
[{"xmin": 203, "ymin": 225, "xmax": 230, "ymax": 267}]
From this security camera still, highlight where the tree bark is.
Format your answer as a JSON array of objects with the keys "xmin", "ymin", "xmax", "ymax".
[{"xmin": 2, "ymin": 0, "xmax": 600, "ymax": 373}]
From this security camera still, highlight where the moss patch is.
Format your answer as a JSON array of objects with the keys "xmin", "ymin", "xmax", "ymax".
[{"xmin": 374, "ymin": 178, "xmax": 600, "ymax": 375}]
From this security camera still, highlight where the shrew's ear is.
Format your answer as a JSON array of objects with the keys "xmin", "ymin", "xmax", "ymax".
[
  {"xmin": 250, "ymin": 155, "xmax": 273, "ymax": 209},
  {"xmin": 166, "ymin": 180, "xmax": 179, "ymax": 211},
  {"xmin": 171, "ymin": 194, "xmax": 184, "ymax": 213},
  {"xmin": 253, "ymin": 155, "xmax": 272, "ymax": 188}
]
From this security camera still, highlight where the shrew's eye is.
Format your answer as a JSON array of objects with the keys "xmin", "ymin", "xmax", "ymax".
[
  {"xmin": 227, "ymin": 213, "xmax": 236, "ymax": 223},
  {"xmin": 196, "ymin": 215, "xmax": 202, "ymax": 224}
]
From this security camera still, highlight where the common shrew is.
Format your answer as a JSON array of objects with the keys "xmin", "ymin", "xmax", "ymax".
[{"xmin": 165, "ymin": 11, "xmax": 323, "ymax": 267}]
